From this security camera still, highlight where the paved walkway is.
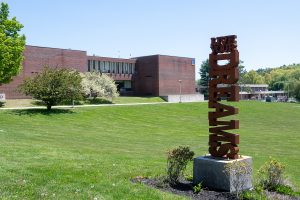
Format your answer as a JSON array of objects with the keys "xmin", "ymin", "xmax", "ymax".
[{"xmin": 0, "ymin": 101, "xmax": 175, "ymax": 110}]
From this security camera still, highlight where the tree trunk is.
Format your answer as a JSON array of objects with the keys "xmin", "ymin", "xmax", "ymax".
[{"xmin": 46, "ymin": 104, "xmax": 52, "ymax": 111}]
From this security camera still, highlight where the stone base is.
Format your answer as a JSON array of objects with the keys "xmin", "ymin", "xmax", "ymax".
[
  {"xmin": 193, "ymin": 155, "xmax": 252, "ymax": 192},
  {"xmin": 160, "ymin": 94, "xmax": 204, "ymax": 103}
]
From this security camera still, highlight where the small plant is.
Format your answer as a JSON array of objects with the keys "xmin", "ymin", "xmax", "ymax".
[
  {"xmin": 274, "ymin": 184, "xmax": 295, "ymax": 196},
  {"xmin": 241, "ymin": 189, "xmax": 267, "ymax": 200},
  {"xmin": 193, "ymin": 182, "xmax": 202, "ymax": 194},
  {"xmin": 166, "ymin": 146, "xmax": 194, "ymax": 185},
  {"xmin": 224, "ymin": 160, "xmax": 252, "ymax": 199},
  {"xmin": 184, "ymin": 174, "xmax": 193, "ymax": 182},
  {"xmin": 257, "ymin": 158, "xmax": 285, "ymax": 190}
]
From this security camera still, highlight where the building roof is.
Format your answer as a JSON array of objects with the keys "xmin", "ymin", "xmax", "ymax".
[
  {"xmin": 240, "ymin": 84, "xmax": 268, "ymax": 87},
  {"xmin": 26, "ymin": 45, "xmax": 86, "ymax": 52},
  {"xmin": 132, "ymin": 54, "xmax": 194, "ymax": 60}
]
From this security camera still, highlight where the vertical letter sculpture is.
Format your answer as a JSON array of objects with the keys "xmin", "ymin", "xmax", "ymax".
[{"xmin": 208, "ymin": 35, "xmax": 240, "ymax": 159}]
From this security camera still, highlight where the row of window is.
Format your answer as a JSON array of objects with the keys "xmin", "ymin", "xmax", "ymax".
[{"xmin": 87, "ymin": 60, "xmax": 135, "ymax": 74}]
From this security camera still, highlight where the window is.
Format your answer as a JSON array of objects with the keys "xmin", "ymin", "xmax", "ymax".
[
  {"xmin": 112, "ymin": 62, "xmax": 116, "ymax": 73},
  {"xmin": 88, "ymin": 60, "xmax": 91, "ymax": 71},
  {"xmin": 125, "ymin": 63, "xmax": 128, "ymax": 74},
  {"xmin": 116, "ymin": 62, "xmax": 119, "ymax": 73},
  {"xmin": 132, "ymin": 64, "xmax": 135, "ymax": 74},
  {"xmin": 98, "ymin": 61, "xmax": 101, "ymax": 71},
  {"xmin": 120, "ymin": 63, "xmax": 123, "ymax": 73},
  {"xmin": 100, "ymin": 61, "xmax": 105, "ymax": 72},
  {"xmin": 191, "ymin": 58, "xmax": 195, "ymax": 66},
  {"xmin": 104, "ymin": 61, "xmax": 109, "ymax": 72},
  {"xmin": 109, "ymin": 62, "xmax": 112, "ymax": 73},
  {"xmin": 129, "ymin": 64, "xmax": 132, "ymax": 74},
  {"xmin": 93, "ymin": 60, "xmax": 96, "ymax": 70},
  {"xmin": 95, "ymin": 60, "xmax": 98, "ymax": 72}
]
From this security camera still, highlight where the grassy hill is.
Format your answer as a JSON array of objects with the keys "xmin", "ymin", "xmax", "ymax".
[{"xmin": 0, "ymin": 101, "xmax": 299, "ymax": 199}]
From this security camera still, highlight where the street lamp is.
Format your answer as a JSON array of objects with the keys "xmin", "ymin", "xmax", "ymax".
[{"xmin": 178, "ymin": 80, "xmax": 182, "ymax": 103}]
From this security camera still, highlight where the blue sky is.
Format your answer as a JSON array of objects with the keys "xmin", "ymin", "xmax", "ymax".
[{"xmin": 3, "ymin": 0, "xmax": 300, "ymax": 79}]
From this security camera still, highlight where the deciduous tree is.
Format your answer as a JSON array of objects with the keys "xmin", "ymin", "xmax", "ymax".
[
  {"xmin": 0, "ymin": 2, "xmax": 25, "ymax": 84},
  {"xmin": 19, "ymin": 67, "xmax": 83, "ymax": 110},
  {"xmin": 241, "ymin": 70, "xmax": 265, "ymax": 84}
]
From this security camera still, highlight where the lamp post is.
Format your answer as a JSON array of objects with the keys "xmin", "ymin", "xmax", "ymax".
[{"xmin": 178, "ymin": 79, "xmax": 182, "ymax": 103}]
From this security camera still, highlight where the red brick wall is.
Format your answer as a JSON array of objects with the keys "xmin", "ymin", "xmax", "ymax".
[
  {"xmin": 134, "ymin": 55, "xmax": 159, "ymax": 96},
  {"xmin": 0, "ymin": 45, "xmax": 196, "ymax": 99},
  {"xmin": 0, "ymin": 45, "xmax": 87, "ymax": 99},
  {"xmin": 158, "ymin": 55, "xmax": 195, "ymax": 95},
  {"xmin": 134, "ymin": 55, "xmax": 195, "ymax": 96}
]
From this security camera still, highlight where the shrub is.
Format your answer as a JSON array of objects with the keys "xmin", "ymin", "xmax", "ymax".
[
  {"xmin": 85, "ymin": 97, "xmax": 112, "ymax": 105},
  {"xmin": 166, "ymin": 146, "xmax": 194, "ymax": 185},
  {"xmin": 223, "ymin": 160, "xmax": 252, "ymax": 198},
  {"xmin": 257, "ymin": 158, "xmax": 285, "ymax": 189},
  {"xmin": 0, "ymin": 101, "xmax": 4, "ymax": 107}
]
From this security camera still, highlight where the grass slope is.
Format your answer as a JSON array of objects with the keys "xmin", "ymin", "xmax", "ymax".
[{"xmin": 0, "ymin": 101, "xmax": 299, "ymax": 199}]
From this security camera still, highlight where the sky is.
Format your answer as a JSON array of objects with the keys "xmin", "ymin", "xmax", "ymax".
[{"xmin": 3, "ymin": 0, "xmax": 300, "ymax": 79}]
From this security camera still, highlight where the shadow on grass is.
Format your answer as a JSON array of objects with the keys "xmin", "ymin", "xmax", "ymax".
[
  {"xmin": 10, "ymin": 108, "xmax": 74, "ymax": 116},
  {"xmin": 32, "ymin": 100, "xmax": 84, "ymax": 106},
  {"xmin": 85, "ymin": 98, "xmax": 112, "ymax": 104},
  {"xmin": 0, "ymin": 101, "xmax": 5, "ymax": 107}
]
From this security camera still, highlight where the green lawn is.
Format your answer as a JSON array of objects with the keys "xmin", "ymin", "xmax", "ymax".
[
  {"xmin": 0, "ymin": 101, "xmax": 299, "ymax": 199},
  {"xmin": 113, "ymin": 96, "xmax": 165, "ymax": 104}
]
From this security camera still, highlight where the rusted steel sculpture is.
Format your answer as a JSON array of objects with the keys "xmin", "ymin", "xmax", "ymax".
[{"xmin": 208, "ymin": 35, "xmax": 240, "ymax": 159}]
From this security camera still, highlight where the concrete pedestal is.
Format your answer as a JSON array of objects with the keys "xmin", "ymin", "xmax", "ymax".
[{"xmin": 193, "ymin": 155, "xmax": 252, "ymax": 192}]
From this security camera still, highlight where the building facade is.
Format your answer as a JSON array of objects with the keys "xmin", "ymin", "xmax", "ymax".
[
  {"xmin": 239, "ymin": 84, "xmax": 287, "ymax": 101},
  {"xmin": 197, "ymin": 84, "xmax": 287, "ymax": 101},
  {"xmin": 0, "ymin": 45, "xmax": 196, "ymax": 99}
]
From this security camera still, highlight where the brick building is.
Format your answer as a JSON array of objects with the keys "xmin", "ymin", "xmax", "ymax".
[{"xmin": 0, "ymin": 45, "xmax": 197, "ymax": 99}]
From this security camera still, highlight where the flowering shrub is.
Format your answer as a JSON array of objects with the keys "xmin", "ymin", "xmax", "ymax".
[
  {"xmin": 81, "ymin": 72, "xmax": 119, "ymax": 101},
  {"xmin": 258, "ymin": 158, "xmax": 285, "ymax": 189},
  {"xmin": 166, "ymin": 146, "xmax": 194, "ymax": 185}
]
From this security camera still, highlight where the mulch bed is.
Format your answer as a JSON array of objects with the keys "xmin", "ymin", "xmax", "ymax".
[
  {"xmin": 131, "ymin": 177, "xmax": 238, "ymax": 200},
  {"xmin": 131, "ymin": 176, "xmax": 300, "ymax": 200}
]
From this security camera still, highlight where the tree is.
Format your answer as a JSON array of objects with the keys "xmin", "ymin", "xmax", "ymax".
[
  {"xmin": 198, "ymin": 59, "xmax": 210, "ymax": 97},
  {"xmin": 81, "ymin": 72, "xmax": 119, "ymax": 101},
  {"xmin": 0, "ymin": 2, "xmax": 25, "ymax": 84},
  {"xmin": 19, "ymin": 67, "xmax": 83, "ymax": 110},
  {"xmin": 238, "ymin": 60, "xmax": 247, "ymax": 79},
  {"xmin": 198, "ymin": 59, "xmax": 247, "ymax": 96},
  {"xmin": 199, "ymin": 59, "xmax": 247, "ymax": 86},
  {"xmin": 198, "ymin": 59, "xmax": 210, "ymax": 87},
  {"xmin": 292, "ymin": 81, "xmax": 300, "ymax": 101},
  {"xmin": 241, "ymin": 70, "xmax": 265, "ymax": 84}
]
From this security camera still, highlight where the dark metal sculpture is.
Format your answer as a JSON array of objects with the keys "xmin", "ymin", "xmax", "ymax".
[{"xmin": 208, "ymin": 35, "xmax": 240, "ymax": 159}]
